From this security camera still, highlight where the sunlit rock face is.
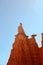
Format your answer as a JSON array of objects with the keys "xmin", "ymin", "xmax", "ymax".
[{"xmin": 7, "ymin": 23, "xmax": 43, "ymax": 65}]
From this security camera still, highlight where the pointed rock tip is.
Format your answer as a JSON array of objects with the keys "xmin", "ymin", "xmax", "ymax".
[
  {"xmin": 20, "ymin": 22, "xmax": 22, "ymax": 25},
  {"xmin": 18, "ymin": 23, "xmax": 25, "ymax": 34}
]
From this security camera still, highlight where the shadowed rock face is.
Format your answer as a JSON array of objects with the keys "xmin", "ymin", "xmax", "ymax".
[{"xmin": 7, "ymin": 23, "xmax": 43, "ymax": 65}]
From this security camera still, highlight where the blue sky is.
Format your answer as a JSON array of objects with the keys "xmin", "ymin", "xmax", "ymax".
[{"xmin": 0, "ymin": 0, "xmax": 43, "ymax": 65}]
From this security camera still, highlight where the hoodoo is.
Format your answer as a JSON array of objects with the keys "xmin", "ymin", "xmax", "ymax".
[{"xmin": 7, "ymin": 23, "xmax": 43, "ymax": 65}]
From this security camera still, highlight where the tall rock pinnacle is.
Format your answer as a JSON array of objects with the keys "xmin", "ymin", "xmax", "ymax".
[{"xmin": 7, "ymin": 23, "xmax": 33, "ymax": 65}]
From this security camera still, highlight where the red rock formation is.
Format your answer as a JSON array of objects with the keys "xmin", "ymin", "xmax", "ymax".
[
  {"xmin": 7, "ymin": 23, "xmax": 43, "ymax": 65},
  {"xmin": 39, "ymin": 33, "xmax": 43, "ymax": 65},
  {"xmin": 28, "ymin": 34, "xmax": 40, "ymax": 65},
  {"xmin": 7, "ymin": 23, "xmax": 33, "ymax": 65}
]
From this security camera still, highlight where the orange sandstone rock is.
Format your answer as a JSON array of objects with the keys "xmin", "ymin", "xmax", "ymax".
[{"xmin": 7, "ymin": 23, "xmax": 43, "ymax": 65}]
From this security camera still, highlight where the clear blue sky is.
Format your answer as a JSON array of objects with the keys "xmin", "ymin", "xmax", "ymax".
[{"xmin": 0, "ymin": 0, "xmax": 43, "ymax": 65}]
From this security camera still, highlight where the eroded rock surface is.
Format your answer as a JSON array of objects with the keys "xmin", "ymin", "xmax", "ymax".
[{"xmin": 7, "ymin": 23, "xmax": 43, "ymax": 65}]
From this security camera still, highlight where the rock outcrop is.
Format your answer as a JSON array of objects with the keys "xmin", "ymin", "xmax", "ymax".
[{"xmin": 7, "ymin": 23, "xmax": 43, "ymax": 65}]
